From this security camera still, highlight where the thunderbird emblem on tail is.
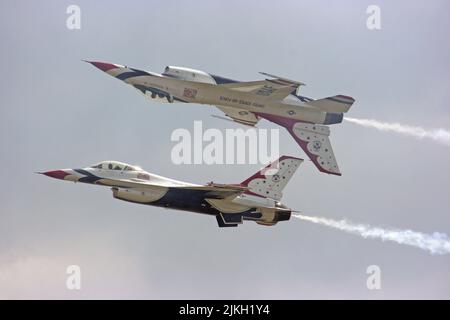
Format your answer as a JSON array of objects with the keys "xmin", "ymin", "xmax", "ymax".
[{"xmin": 86, "ymin": 61, "xmax": 355, "ymax": 175}]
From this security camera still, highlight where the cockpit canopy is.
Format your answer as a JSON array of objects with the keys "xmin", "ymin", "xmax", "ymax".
[
  {"xmin": 162, "ymin": 66, "xmax": 217, "ymax": 84},
  {"xmin": 90, "ymin": 161, "xmax": 141, "ymax": 172}
]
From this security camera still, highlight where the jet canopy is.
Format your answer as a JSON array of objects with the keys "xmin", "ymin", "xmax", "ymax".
[{"xmin": 90, "ymin": 161, "xmax": 142, "ymax": 172}]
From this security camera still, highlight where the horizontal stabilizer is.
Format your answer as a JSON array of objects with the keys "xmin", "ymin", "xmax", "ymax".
[{"xmin": 306, "ymin": 95, "xmax": 355, "ymax": 113}]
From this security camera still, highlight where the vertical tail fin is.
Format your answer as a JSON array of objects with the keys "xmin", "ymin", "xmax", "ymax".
[
  {"xmin": 257, "ymin": 114, "xmax": 342, "ymax": 175},
  {"xmin": 240, "ymin": 156, "xmax": 303, "ymax": 201}
]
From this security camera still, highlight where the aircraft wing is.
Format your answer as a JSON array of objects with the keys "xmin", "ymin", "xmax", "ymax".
[
  {"xmin": 218, "ymin": 73, "xmax": 304, "ymax": 101},
  {"xmin": 219, "ymin": 80, "xmax": 298, "ymax": 101},
  {"xmin": 100, "ymin": 178, "xmax": 247, "ymax": 199},
  {"xmin": 171, "ymin": 183, "xmax": 248, "ymax": 200},
  {"xmin": 214, "ymin": 105, "xmax": 260, "ymax": 126}
]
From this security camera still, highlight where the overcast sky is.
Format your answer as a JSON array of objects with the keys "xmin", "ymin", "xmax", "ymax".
[{"xmin": 1, "ymin": 0, "xmax": 449, "ymax": 299}]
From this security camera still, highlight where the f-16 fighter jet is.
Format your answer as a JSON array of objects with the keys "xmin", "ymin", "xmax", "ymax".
[
  {"xmin": 39, "ymin": 156, "xmax": 302, "ymax": 228},
  {"xmin": 87, "ymin": 61, "xmax": 355, "ymax": 175}
]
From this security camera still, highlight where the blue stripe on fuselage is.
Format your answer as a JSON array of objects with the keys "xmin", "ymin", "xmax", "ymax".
[
  {"xmin": 149, "ymin": 188, "xmax": 257, "ymax": 218},
  {"xmin": 73, "ymin": 169, "xmax": 102, "ymax": 184},
  {"xmin": 209, "ymin": 74, "xmax": 240, "ymax": 84},
  {"xmin": 116, "ymin": 69, "xmax": 151, "ymax": 81},
  {"xmin": 151, "ymin": 188, "xmax": 218, "ymax": 215}
]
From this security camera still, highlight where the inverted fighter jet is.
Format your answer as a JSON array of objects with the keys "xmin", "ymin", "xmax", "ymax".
[
  {"xmin": 39, "ymin": 156, "xmax": 302, "ymax": 228},
  {"xmin": 87, "ymin": 61, "xmax": 355, "ymax": 175}
]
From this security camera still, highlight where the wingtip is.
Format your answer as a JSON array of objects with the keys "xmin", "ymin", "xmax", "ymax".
[
  {"xmin": 325, "ymin": 169, "xmax": 342, "ymax": 176},
  {"xmin": 259, "ymin": 72, "xmax": 305, "ymax": 86},
  {"xmin": 336, "ymin": 95, "xmax": 355, "ymax": 103}
]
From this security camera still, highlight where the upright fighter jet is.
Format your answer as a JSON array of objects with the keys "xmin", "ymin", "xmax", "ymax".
[
  {"xmin": 87, "ymin": 61, "xmax": 355, "ymax": 175},
  {"xmin": 39, "ymin": 156, "xmax": 302, "ymax": 228}
]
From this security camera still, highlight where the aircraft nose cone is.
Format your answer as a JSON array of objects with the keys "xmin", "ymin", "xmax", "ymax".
[
  {"xmin": 85, "ymin": 60, "xmax": 117, "ymax": 72},
  {"xmin": 41, "ymin": 170, "xmax": 70, "ymax": 180}
]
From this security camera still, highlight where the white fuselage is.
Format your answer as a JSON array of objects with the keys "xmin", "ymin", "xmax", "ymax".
[
  {"xmin": 42, "ymin": 158, "xmax": 294, "ymax": 227},
  {"xmin": 124, "ymin": 73, "xmax": 330, "ymax": 124},
  {"xmin": 48, "ymin": 164, "xmax": 279, "ymax": 213}
]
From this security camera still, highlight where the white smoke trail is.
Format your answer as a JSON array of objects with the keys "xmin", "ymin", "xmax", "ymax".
[
  {"xmin": 344, "ymin": 117, "xmax": 450, "ymax": 146},
  {"xmin": 293, "ymin": 214, "xmax": 450, "ymax": 255}
]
